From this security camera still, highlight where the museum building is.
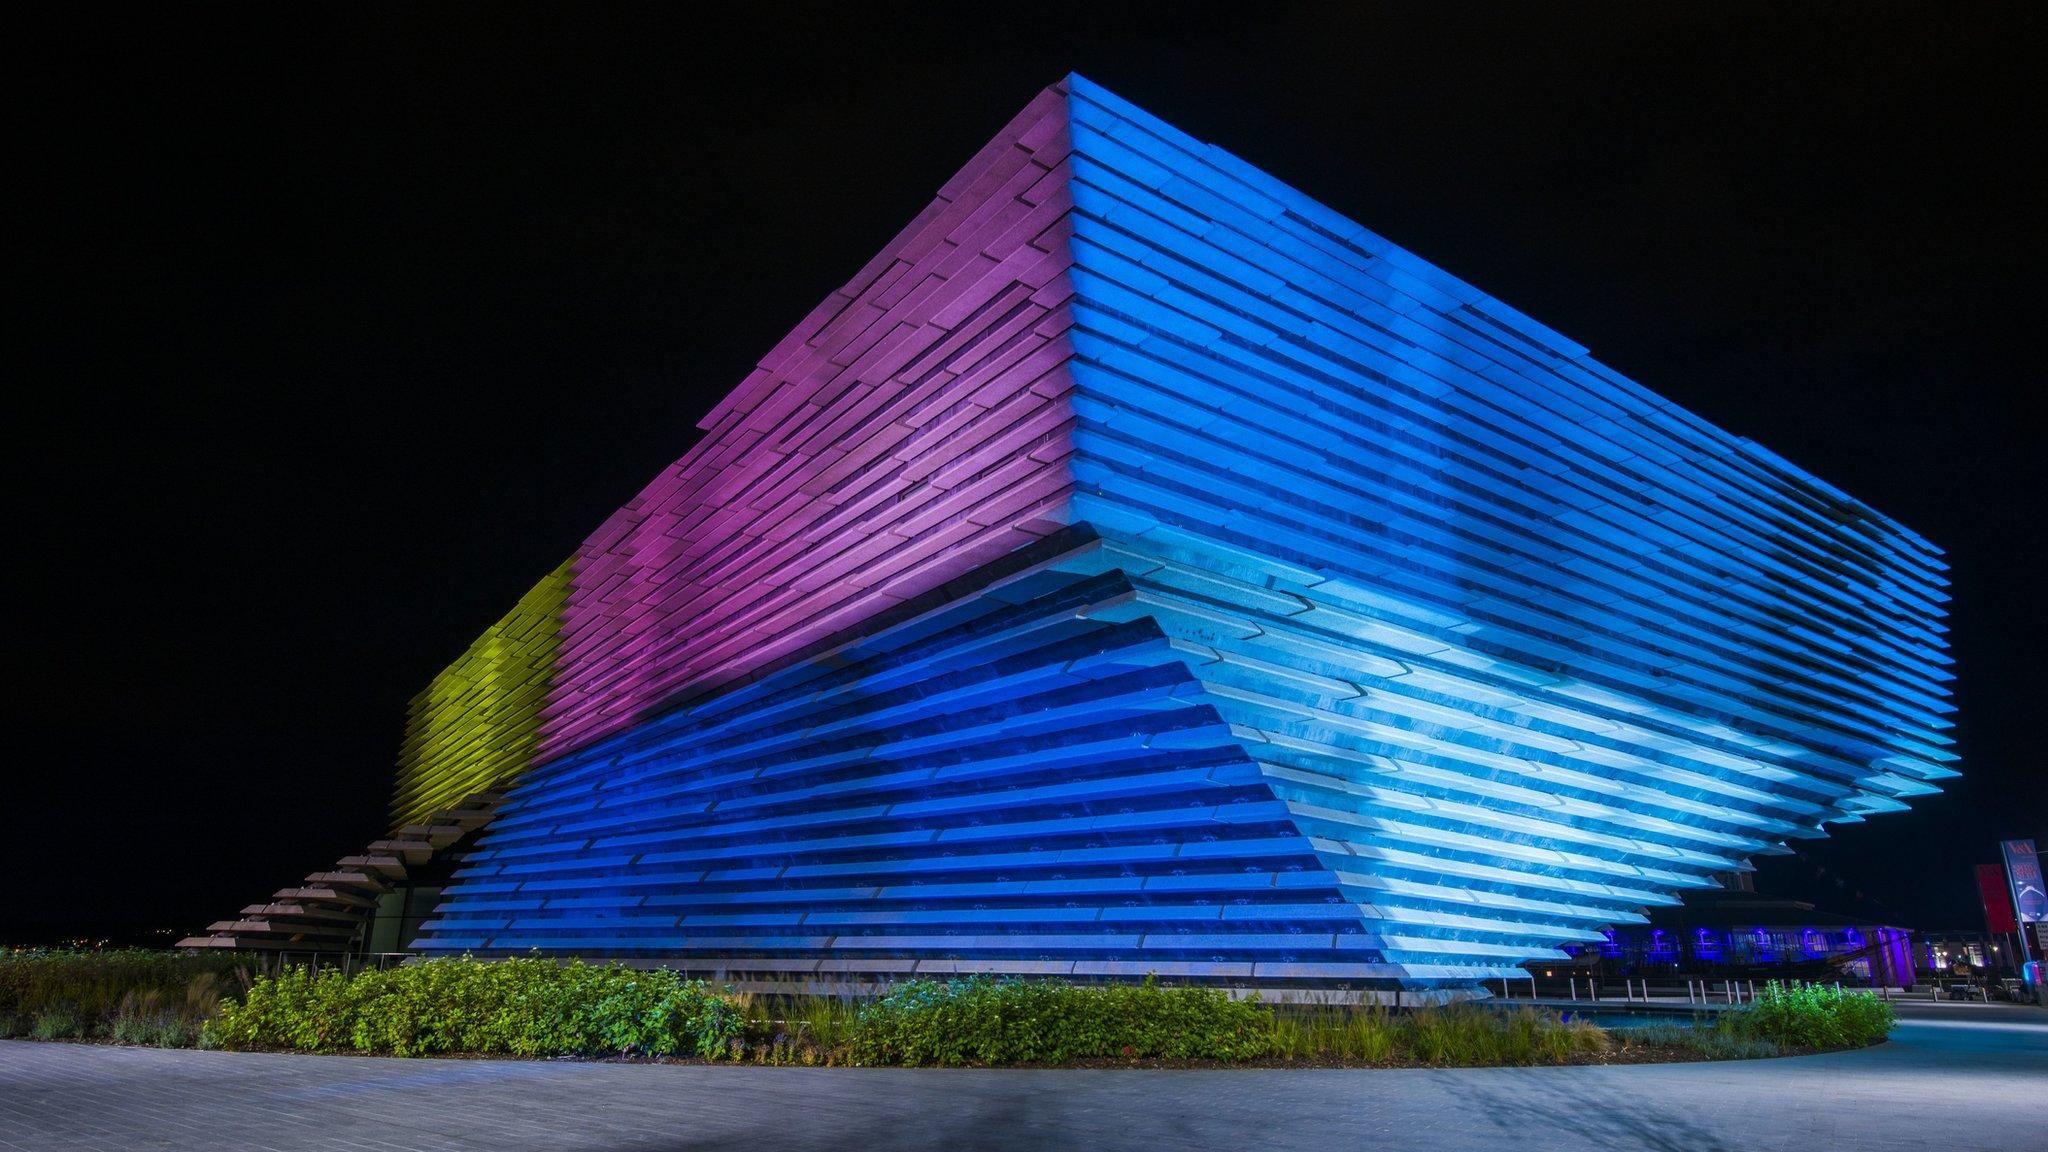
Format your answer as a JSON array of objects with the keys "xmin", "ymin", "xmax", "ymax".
[{"xmin": 183, "ymin": 75, "xmax": 1954, "ymax": 992}]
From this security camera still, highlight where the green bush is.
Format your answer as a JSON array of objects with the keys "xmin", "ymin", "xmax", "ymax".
[
  {"xmin": 591, "ymin": 974, "xmax": 742, "ymax": 1058},
  {"xmin": 1725, "ymin": 981, "xmax": 1894, "ymax": 1049},
  {"xmin": 3, "ymin": 949, "xmax": 1837, "ymax": 1067},
  {"xmin": 1265, "ymin": 1004, "xmax": 1399, "ymax": 1062},
  {"xmin": 1264, "ymin": 1003, "xmax": 1608, "ymax": 1066},
  {"xmin": 0, "ymin": 949, "xmax": 253, "ymax": 1018},
  {"xmin": 727, "ymin": 990, "xmax": 863, "ymax": 1065},
  {"xmin": 110, "ymin": 1013, "xmax": 156, "ymax": 1046},
  {"xmin": 206, "ymin": 956, "xmax": 743, "ymax": 1058},
  {"xmin": 1621, "ymin": 1020, "xmax": 1780, "ymax": 1060},
  {"xmin": 0, "ymin": 949, "xmax": 250, "ymax": 1045},
  {"xmin": 159, "ymin": 1016, "xmax": 200, "ymax": 1048},
  {"xmin": 31, "ymin": 1007, "xmax": 87, "ymax": 1040},
  {"xmin": 1408, "ymin": 1005, "xmax": 1519, "ymax": 1064},
  {"xmin": 109, "ymin": 999, "xmax": 206, "ymax": 1049},
  {"xmin": 844, "ymin": 976, "xmax": 1270, "ymax": 1066}
]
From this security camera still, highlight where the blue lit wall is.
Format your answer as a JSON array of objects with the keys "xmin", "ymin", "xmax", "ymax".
[{"xmin": 411, "ymin": 75, "xmax": 1952, "ymax": 989}]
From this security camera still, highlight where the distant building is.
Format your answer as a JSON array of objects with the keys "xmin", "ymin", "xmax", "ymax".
[
  {"xmin": 1565, "ymin": 887, "xmax": 1914, "ymax": 987},
  {"xmin": 1917, "ymin": 930, "xmax": 2024, "ymax": 977}
]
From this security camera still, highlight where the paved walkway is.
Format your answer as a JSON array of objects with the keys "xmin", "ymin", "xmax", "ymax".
[{"xmin": 2, "ymin": 1002, "xmax": 2042, "ymax": 1151}]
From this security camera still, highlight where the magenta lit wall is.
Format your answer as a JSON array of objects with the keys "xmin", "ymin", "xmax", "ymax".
[{"xmin": 536, "ymin": 86, "xmax": 1079, "ymax": 760}]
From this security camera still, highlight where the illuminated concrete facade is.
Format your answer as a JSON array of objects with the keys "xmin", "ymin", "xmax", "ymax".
[{"xmin": 402, "ymin": 75, "xmax": 1953, "ymax": 988}]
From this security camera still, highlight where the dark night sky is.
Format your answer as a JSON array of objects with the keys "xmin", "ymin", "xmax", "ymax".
[{"xmin": 7, "ymin": 4, "xmax": 2041, "ymax": 942}]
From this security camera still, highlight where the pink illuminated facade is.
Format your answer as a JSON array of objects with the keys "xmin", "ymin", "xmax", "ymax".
[{"xmin": 540, "ymin": 86, "xmax": 1080, "ymax": 760}]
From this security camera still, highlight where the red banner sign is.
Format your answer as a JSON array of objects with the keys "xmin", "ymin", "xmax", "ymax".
[{"xmin": 1979, "ymin": 863, "xmax": 2019, "ymax": 933}]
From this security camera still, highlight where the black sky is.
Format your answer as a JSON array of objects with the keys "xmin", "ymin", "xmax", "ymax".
[{"xmin": 7, "ymin": 4, "xmax": 2041, "ymax": 941}]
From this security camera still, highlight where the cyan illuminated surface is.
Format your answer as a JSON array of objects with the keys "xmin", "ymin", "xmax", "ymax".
[{"xmin": 411, "ymin": 76, "xmax": 1952, "ymax": 987}]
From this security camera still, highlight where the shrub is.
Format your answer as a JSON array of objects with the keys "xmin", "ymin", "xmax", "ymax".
[
  {"xmin": 0, "ymin": 949, "xmax": 251, "ymax": 1046},
  {"xmin": 110, "ymin": 1013, "xmax": 157, "ymax": 1046},
  {"xmin": 1405, "ymin": 1004, "xmax": 1537, "ymax": 1064},
  {"xmin": 206, "ymin": 956, "xmax": 743, "ymax": 1058},
  {"xmin": 1263, "ymin": 1002, "xmax": 1606, "ymax": 1066},
  {"xmin": 157, "ymin": 1016, "xmax": 201, "ymax": 1048},
  {"xmin": 1621, "ymin": 1020, "xmax": 1779, "ymax": 1060},
  {"xmin": 0, "ymin": 949, "xmax": 254, "ymax": 1019},
  {"xmin": 591, "ymin": 976, "xmax": 742, "ymax": 1058},
  {"xmin": 1725, "ymin": 982, "xmax": 1894, "ymax": 1049},
  {"xmin": 844, "ymin": 976, "xmax": 1270, "ymax": 1066},
  {"xmin": 730, "ymin": 990, "xmax": 862, "ymax": 1065},
  {"xmin": 31, "ymin": 1007, "xmax": 86, "ymax": 1040},
  {"xmin": 1265, "ymin": 1005, "xmax": 1400, "ymax": 1062},
  {"xmin": 107, "ymin": 987, "xmax": 210, "ymax": 1049},
  {"xmin": 1407, "ymin": 1004, "xmax": 1606, "ymax": 1065},
  {"xmin": 3, "ymin": 949, "xmax": 1826, "ymax": 1067}
]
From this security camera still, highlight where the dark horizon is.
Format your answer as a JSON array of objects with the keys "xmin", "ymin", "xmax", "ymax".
[{"xmin": 8, "ymin": 4, "xmax": 2041, "ymax": 945}]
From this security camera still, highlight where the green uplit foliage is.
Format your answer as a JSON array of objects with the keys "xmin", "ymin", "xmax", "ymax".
[
  {"xmin": 30, "ymin": 1007, "xmax": 86, "ymax": 1040},
  {"xmin": 0, "ymin": 949, "xmax": 254, "ymax": 1018},
  {"xmin": 1725, "ymin": 981, "xmax": 1895, "ymax": 1049},
  {"xmin": 108, "ymin": 986, "xmax": 212, "ymax": 1048},
  {"xmin": 1264, "ymin": 1003, "xmax": 1609, "ymax": 1066},
  {"xmin": 1620, "ymin": 1021, "xmax": 1780, "ymax": 1060},
  {"xmin": 4, "ymin": 950, "xmax": 1888, "ymax": 1065},
  {"xmin": 590, "ymin": 973, "xmax": 744, "ymax": 1058},
  {"xmin": 0, "ymin": 949, "xmax": 250, "ymax": 1044},
  {"xmin": 108, "ymin": 1008, "xmax": 201, "ymax": 1045},
  {"xmin": 205, "ymin": 956, "xmax": 743, "ymax": 1058},
  {"xmin": 1264, "ymin": 1004, "xmax": 1397, "ymax": 1062},
  {"xmin": 843, "ymin": 975, "xmax": 1271, "ymax": 1066}
]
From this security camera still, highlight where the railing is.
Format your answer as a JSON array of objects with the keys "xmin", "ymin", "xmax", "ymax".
[
  {"xmin": 1491, "ymin": 976, "xmax": 1916, "ymax": 1006},
  {"xmin": 1488, "ymin": 976, "xmax": 1755, "ymax": 1004},
  {"xmin": 259, "ymin": 951, "xmax": 415, "ymax": 977}
]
